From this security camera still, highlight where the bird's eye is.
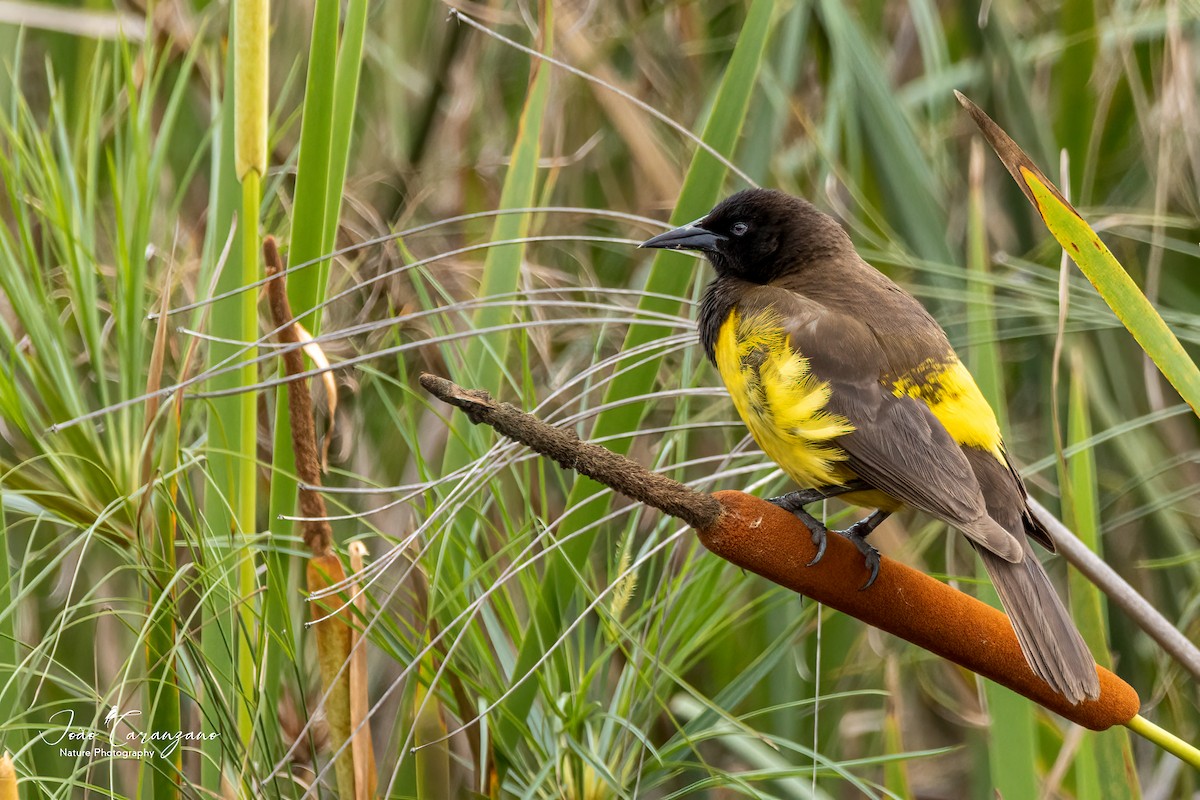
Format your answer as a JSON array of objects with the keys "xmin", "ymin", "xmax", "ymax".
[{"xmin": 730, "ymin": 222, "xmax": 749, "ymax": 236}]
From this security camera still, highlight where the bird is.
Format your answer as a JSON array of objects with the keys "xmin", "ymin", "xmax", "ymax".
[{"xmin": 640, "ymin": 188, "xmax": 1100, "ymax": 704}]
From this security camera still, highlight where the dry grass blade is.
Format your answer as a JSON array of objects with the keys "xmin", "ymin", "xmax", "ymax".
[
  {"xmin": 0, "ymin": 753, "xmax": 15, "ymax": 800},
  {"xmin": 293, "ymin": 321, "xmax": 338, "ymax": 471},
  {"xmin": 955, "ymin": 90, "xmax": 1071, "ymax": 210},
  {"xmin": 308, "ymin": 553, "xmax": 357, "ymax": 799},
  {"xmin": 348, "ymin": 541, "xmax": 377, "ymax": 800}
]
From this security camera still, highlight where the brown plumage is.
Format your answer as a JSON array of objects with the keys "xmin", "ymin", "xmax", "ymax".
[{"xmin": 642, "ymin": 188, "xmax": 1100, "ymax": 704}]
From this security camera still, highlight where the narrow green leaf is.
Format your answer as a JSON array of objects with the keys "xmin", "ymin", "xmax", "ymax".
[
  {"xmin": 201, "ymin": 30, "xmax": 245, "ymax": 793},
  {"xmin": 1053, "ymin": 0, "xmax": 1097, "ymax": 194},
  {"xmin": 323, "ymin": 0, "xmax": 369, "ymax": 254},
  {"xmin": 285, "ymin": 0, "xmax": 338, "ymax": 318},
  {"xmin": 1023, "ymin": 170, "xmax": 1200, "ymax": 414},
  {"xmin": 958, "ymin": 91, "xmax": 1200, "ymax": 417},
  {"xmin": 965, "ymin": 142, "xmax": 1039, "ymax": 798},
  {"xmin": 1060, "ymin": 355, "xmax": 1140, "ymax": 800},
  {"xmin": 462, "ymin": 40, "xmax": 551, "ymax": 387},
  {"xmin": 561, "ymin": 0, "xmax": 776, "ymax": 575}
]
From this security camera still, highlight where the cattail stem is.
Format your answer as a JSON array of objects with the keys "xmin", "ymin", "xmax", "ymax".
[
  {"xmin": 417, "ymin": 373, "xmax": 721, "ymax": 529},
  {"xmin": 232, "ymin": 0, "xmax": 266, "ymax": 762},
  {"xmin": 265, "ymin": 237, "xmax": 333, "ymax": 554},
  {"xmin": 1125, "ymin": 714, "xmax": 1200, "ymax": 769}
]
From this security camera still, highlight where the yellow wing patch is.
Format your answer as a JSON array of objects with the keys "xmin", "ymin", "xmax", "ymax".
[
  {"xmin": 714, "ymin": 309, "xmax": 854, "ymax": 487},
  {"xmin": 890, "ymin": 358, "xmax": 1005, "ymax": 461}
]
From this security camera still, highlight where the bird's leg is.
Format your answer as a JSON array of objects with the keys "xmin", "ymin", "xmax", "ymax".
[
  {"xmin": 835, "ymin": 510, "xmax": 889, "ymax": 590},
  {"xmin": 766, "ymin": 479, "xmax": 868, "ymax": 511},
  {"xmin": 767, "ymin": 480, "xmax": 870, "ymax": 565}
]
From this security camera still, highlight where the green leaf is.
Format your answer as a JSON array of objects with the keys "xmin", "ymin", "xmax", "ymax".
[
  {"xmin": 1060, "ymin": 356, "xmax": 1141, "ymax": 800},
  {"xmin": 957, "ymin": 91, "xmax": 1200, "ymax": 418}
]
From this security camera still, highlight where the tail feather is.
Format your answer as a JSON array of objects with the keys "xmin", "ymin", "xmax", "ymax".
[{"xmin": 976, "ymin": 542, "xmax": 1100, "ymax": 704}]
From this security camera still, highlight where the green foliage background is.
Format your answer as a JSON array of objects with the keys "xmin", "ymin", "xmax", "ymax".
[{"xmin": 0, "ymin": 0, "xmax": 1197, "ymax": 798}]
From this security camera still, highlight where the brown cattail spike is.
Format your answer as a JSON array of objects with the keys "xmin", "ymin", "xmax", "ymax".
[
  {"xmin": 264, "ymin": 236, "xmax": 333, "ymax": 555},
  {"xmin": 700, "ymin": 491, "xmax": 1140, "ymax": 731}
]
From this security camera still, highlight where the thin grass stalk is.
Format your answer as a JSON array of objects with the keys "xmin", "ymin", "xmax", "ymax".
[
  {"xmin": 0, "ymin": 496, "xmax": 19, "ymax": 760},
  {"xmin": 146, "ymin": 413, "xmax": 184, "ymax": 798},
  {"xmin": 141, "ymin": 290, "xmax": 183, "ymax": 799},
  {"xmin": 966, "ymin": 138, "xmax": 1040, "ymax": 798},
  {"xmin": 1061, "ymin": 355, "xmax": 1140, "ymax": 799},
  {"xmin": 347, "ymin": 542, "xmax": 377, "ymax": 799},
  {"xmin": 234, "ymin": 168, "xmax": 262, "ymax": 786}
]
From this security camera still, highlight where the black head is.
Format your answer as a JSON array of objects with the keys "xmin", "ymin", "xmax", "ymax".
[{"xmin": 639, "ymin": 188, "xmax": 851, "ymax": 283}]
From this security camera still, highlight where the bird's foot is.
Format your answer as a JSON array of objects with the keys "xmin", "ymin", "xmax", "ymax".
[
  {"xmin": 766, "ymin": 480, "xmax": 868, "ymax": 516},
  {"xmin": 767, "ymin": 482, "xmax": 870, "ymax": 570},
  {"xmin": 767, "ymin": 487, "xmax": 888, "ymax": 590},
  {"xmin": 766, "ymin": 494, "xmax": 830, "ymax": 562}
]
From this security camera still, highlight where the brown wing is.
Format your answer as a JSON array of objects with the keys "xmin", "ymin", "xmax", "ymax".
[
  {"xmin": 744, "ymin": 282, "xmax": 1096, "ymax": 699},
  {"xmin": 739, "ymin": 286, "xmax": 1022, "ymax": 560},
  {"xmin": 780, "ymin": 257, "xmax": 1052, "ymax": 551}
]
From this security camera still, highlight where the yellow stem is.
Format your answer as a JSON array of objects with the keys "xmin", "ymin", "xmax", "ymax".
[
  {"xmin": 1125, "ymin": 714, "xmax": 1200, "ymax": 769},
  {"xmin": 234, "ymin": 0, "xmax": 268, "ymax": 178}
]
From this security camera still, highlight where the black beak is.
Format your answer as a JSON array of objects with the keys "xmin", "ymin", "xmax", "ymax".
[{"xmin": 639, "ymin": 221, "xmax": 725, "ymax": 253}]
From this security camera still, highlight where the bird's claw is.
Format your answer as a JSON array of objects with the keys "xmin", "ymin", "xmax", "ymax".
[
  {"xmin": 839, "ymin": 519, "xmax": 882, "ymax": 590},
  {"xmin": 805, "ymin": 522, "xmax": 828, "ymax": 567},
  {"xmin": 801, "ymin": 520, "xmax": 880, "ymax": 588},
  {"xmin": 769, "ymin": 494, "xmax": 830, "ymax": 565}
]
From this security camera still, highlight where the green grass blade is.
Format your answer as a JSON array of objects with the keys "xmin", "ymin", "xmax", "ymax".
[
  {"xmin": 200, "ymin": 30, "xmax": 245, "ymax": 793},
  {"xmin": 285, "ymin": 0, "xmax": 338, "ymax": 320},
  {"xmin": 1053, "ymin": 0, "xmax": 1097, "ymax": 198},
  {"xmin": 958, "ymin": 92, "xmax": 1200, "ymax": 417},
  {"xmin": 446, "ymin": 13, "xmax": 553, "ymax": 421},
  {"xmin": 435, "ymin": 8, "xmax": 555, "ymax": 489},
  {"xmin": 964, "ymin": 135, "xmax": 1039, "ymax": 800},
  {"xmin": 323, "ymin": 0, "xmax": 368, "ymax": 250},
  {"xmin": 559, "ymin": 0, "xmax": 775, "ymax": 581},
  {"xmin": 1060, "ymin": 354, "xmax": 1140, "ymax": 800}
]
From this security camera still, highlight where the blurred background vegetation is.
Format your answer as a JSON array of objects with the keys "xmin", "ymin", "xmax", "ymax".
[{"xmin": 0, "ymin": 0, "xmax": 1197, "ymax": 797}]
